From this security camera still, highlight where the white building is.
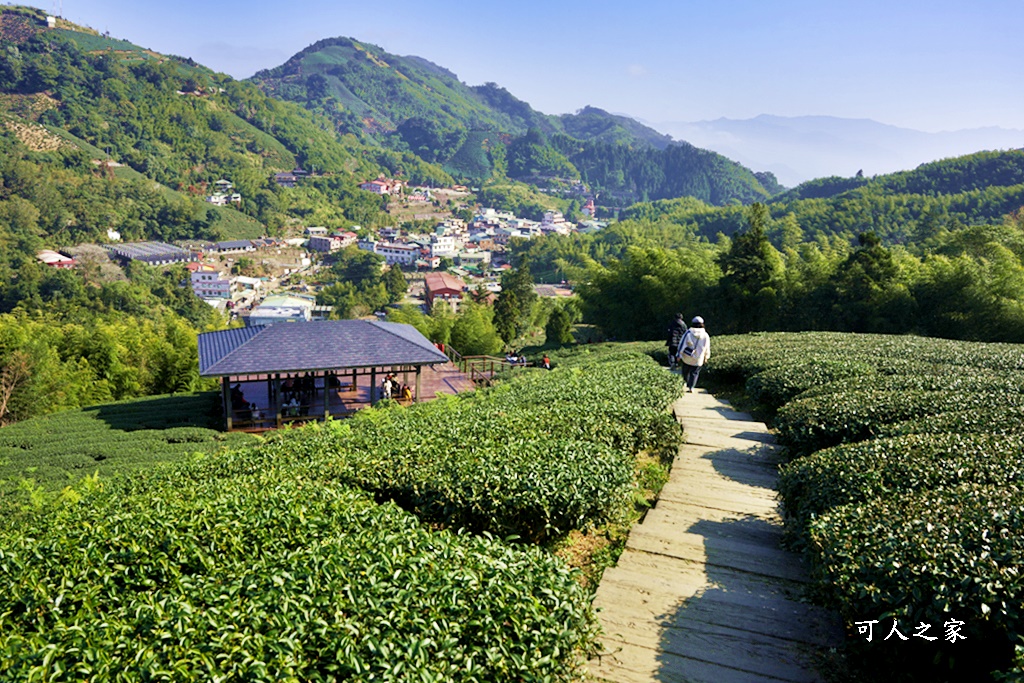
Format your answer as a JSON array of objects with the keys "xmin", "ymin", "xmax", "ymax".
[
  {"xmin": 429, "ymin": 233, "xmax": 457, "ymax": 257},
  {"xmin": 540, "ymin": 211, "xmax": 574, "ymax": 236},
  {"xmin": 191, "ymin": 266, "xmax": 232, "ymax": 299},
  {"xmin": 376, "ymin": 242, "xmax": 418, "ymax": 266}
]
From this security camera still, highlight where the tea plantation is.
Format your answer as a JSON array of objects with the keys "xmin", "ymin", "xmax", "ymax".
[
  {"xmin": 0, "ymin": 392, "xmax": 257, "ymax": 520},
  {"xmin": 709, "ymin": 332, "xmax": 1024, "ymax": 681},
  {"xmin": 0, "ymin": 344, "xmax": 684, "ymax": 681}
]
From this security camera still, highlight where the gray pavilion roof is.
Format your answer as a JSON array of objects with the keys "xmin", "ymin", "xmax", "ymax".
[{"xmin": 198, "ymin": 320, "xmax": 448, "ymax": 377}]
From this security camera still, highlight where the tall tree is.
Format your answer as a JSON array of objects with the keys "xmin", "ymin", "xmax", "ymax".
[
  {"xmin": 383, "ymin": 263, "xmax": 407, "ymax": 304},
  {"xmin": 717, "ymin": 203, "xmax": 783, "ymax": 332},
  {"xmin": 493, "ymin": 264, "xmax": 537, "ymax": 344}
]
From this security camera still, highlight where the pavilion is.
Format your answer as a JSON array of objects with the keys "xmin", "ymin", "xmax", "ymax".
[{"xmin": 198, "ymin": 319, "xmax": 453, "ymax": 430}]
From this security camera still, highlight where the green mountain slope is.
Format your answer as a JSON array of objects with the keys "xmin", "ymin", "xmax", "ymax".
[
  {"xmin": 609, "ymin": 148, "xmax": 1024, "ymax": 244},
  {"xmin": 0, "ymin": 7, "xmax": 457, "ymax": 245},
  {"xmin": 778, "ymin": 150, "xmax": 1024, "ymax": 202},
  {"xmin": 250, "ymin": 36, "xmax": 769, "ymax": 204}
]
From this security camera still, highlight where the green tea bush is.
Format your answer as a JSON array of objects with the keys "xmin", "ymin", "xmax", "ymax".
[
  {"xmin": 881, "ymin": 405, "xmax": 1024, "ymax": 437},
  {"xmin": 274, "ymin": 348, "xmax": 685, "ymax": 541},
  {"xmin": 794, "ymin": 369, "xmax": 1024, "ymax": 400},
  {"xmin": 779, "ymin": 434, "xmax": 1024, "ymax": 533},
  {"xmin": 0, "ymin": 468, "xmax": 597, "ymax": 682},
  {"xmin": 746, "ymin": 359, "xmax": 876, "ymax": 411},
  {"xmin": 709, "ymin": 331, "xmax": 1024, "ymax": 680},
  {"xmin": 774, "ymin": 389, "xmax": 1024, "ymax": 456},
  {"xmin": 809, "ymin": 485, "xmax": 1024, "ymax": 676}
]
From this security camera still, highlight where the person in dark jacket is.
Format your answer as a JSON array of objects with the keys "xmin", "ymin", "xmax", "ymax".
[{"xmin": 666, "ymin": 313, "xmax": 687, "ymax": 369}]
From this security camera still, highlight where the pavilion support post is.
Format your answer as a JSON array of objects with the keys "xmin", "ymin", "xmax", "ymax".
[
  {"xmin": 370, "ymin": 368, "xmax": 377, "ymax": 406},
  {"xmin": 274, "ymin": 373, "xmax": 282, "ymax": 428},
  {"xmin": 414, "ymin": 366, "xmax": 422, "ymax": 403},
  {"xmin": 324, "ymin": 371, "xmax": 331, "ymax": 421},
  {"xmin": 352, "ymin": 368, "xmax": 357, "ymax": 391},
  {"xmin": 221, "ymin": 377, "xmax": 233, "ymax": 431}
]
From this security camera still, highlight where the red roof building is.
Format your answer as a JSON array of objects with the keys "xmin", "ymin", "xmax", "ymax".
[
  {"xmin": 424, "ymin": 272, "xmax": 465, "ymax": 308},
  {"xmin": 36, "ymin": 250, "xmax": 76, "ymax": 269}
]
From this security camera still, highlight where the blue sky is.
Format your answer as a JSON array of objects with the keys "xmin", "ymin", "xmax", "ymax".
[{"xmin": 26, "ymin": 0, "xmax": 1024, "ymax": 132}]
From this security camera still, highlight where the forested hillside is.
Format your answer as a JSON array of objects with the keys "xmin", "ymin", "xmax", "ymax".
[
  {"xmin": 249, "ymin": 36, "xmax": 773, "ymax": 205},
  {"xmin": 0, "ymin": 7, "xmax": 450, "ymax": 235},
  {"xmin": 513, "ymin": 150, "xmax": 1024, "ymax": 342}
]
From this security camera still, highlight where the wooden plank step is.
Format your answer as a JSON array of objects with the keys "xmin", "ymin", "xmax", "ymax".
[
  {"xmin": 594, "ymin": 576, "xmax": 842, "ymax": 648},
  {"xmin": 589, "ymin": 637, "xmax": 812, "ymax": 683},
  {"xmin": 658, "ymin": 484, "xmax": 780, "ymax": 516},
  {"xmin": 639, "ymin": 507, "xmax": 786, "ymax": 547},
  {"xmin": 675, "ymin": 444, "xmax": 785, "ymax": 469},
  {"xmin": 660, "ymin": 473, "xmax": 778, "ymax": 500},
  {"xmin": 684, "ymin": 426, "xmax": 777, "ymax": 446},
  {"xmin": 595, "ymin": 621, "xmax": 825, "ymax": 683},
  {"xmin": 654, "ymin": 493, "xmax": 779, "ymax": 520},
  {"xmin": 626, "ymin": 529, "xmax": 808, "ymax": 582},
  {"xmin": 606, "ymin": 548, "xmax": 809, "ymax": 595},
  {"xmin": 668, "ymin": 463, "xmax": 780, "ymax": 491}
]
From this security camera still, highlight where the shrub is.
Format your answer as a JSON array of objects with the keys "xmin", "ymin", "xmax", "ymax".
[
  {"xmin": 0, "ymin": 473, "xmax": 597, "ymax": 682},
  {"xmin": 746, "ymin": 359, "xmax": 875, "ymax": 411},
  {"xmin": 809, "ymin": 485, "xmax": 1024, "ymax": 679},
  {"xmin": 779, "ymin": 433, "xmax": 1024, "ymax": 534}
]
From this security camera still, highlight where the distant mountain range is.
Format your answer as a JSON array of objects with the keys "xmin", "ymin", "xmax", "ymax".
[{"xmin": 656, "ymin": 115, "xmax": 1024, "ymax": 187}]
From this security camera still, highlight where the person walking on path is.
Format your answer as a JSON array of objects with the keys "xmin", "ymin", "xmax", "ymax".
[
  {"xmin": 666, "ymin": 313, "xmax": 687, "ymax": 369},
  {"xmin": 678, "ymin": 315, "xmax": 711, "ymax": 392}
]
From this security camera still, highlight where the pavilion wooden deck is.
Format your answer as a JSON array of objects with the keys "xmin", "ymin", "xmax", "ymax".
[{"xmin": 588, "ymin": 389, "xmax": 843, "ymax": 683}]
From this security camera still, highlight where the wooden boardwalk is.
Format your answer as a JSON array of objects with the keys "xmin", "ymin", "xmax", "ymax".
[{"xmin": 589, "ymin": 388, "xmax": 843, "ymax": 683}]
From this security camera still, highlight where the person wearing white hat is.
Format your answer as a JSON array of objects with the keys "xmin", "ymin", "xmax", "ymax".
[{"xmin": 676, "ymin": 316, "xmax": 711, "ymax": 393}]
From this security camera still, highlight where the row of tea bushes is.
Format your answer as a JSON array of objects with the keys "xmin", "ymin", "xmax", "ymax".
[
  {"xmin": 273, "ymin": 346, "xmax": 684, "ymax": 541},
  {"xmin": 778, "ymin": 433, "xmax": 1024, "ymax": 535},
  {"xmin": 708, "ymin": 332, "xmax": 1024, "ymax": 680},
  {"xmin": 0, "ymin": 393, "xmax": 255, "ymax": 522},
  {"xmin": 808, "ymin": 484, "xmax": 1024, "ymax": 675},
  {"xmin": 774, "ymin": 389, "xmax": 1024, "ymax": 456},
  {"xmin": 0, "ymin": 463, "xmax": 597, "ymax": 682},
  {"xmin": 0, "ymin": 344, "xmax": 684, "ymax": 681}
]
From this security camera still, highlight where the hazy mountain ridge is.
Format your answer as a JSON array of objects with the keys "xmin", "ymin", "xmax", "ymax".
[{"xmin": 659, "ymin": 114, "xmax": 1024, "ymax": 186}]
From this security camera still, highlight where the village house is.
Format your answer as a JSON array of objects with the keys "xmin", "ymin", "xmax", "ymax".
[
  {"xmin": 424, "ymin": 272, "xmax": 465, "ymax": 311},
  {"xmin": 540, "ymin": 211, "xmax": 574, "ymax": 236},
  {"xmin": 416, "ymin": 255, "xmax": 441, "ymax": 270},
  {"xmin": 191, "ymin": 265, "xmax": 233, "ymax": 299},
  {"xmin": 274, "ymin": 172, "xmax": 299, "ymax": 188},
  {"xmin": 429, "ymin": 233, "xmax": 458, "ymax": 257},
  {"xmin": 337, "ymin": 231, "xmax": 358, "ymax": 247},
  {"xmin": 36, "ymin": 249, "xmax": 76, "ymax": 269},
  {"xmin": 308, "ymin": 235, "xmax": 343, "ymax": 253},
  {"xmin": 209, "ymin": 240, "xmax": 256, "ymax": 255},
  {"xmin": 359, "ymin": 177, "xmax": 404, "ymax": 195},
  {"xmin": 375, "ymin": 241, "xmax": 418, "ymax": 266},
  {"xmin": 308, "ymin": 232, "xmax": 358, "ymax": 254}
]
